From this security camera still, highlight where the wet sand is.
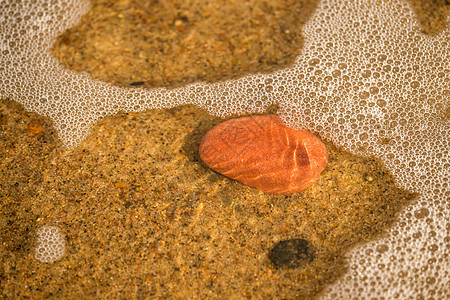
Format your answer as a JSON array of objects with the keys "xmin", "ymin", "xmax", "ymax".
[{"xmin": 1, "ymin": 0, "xmax": 447, "ymax": 298}]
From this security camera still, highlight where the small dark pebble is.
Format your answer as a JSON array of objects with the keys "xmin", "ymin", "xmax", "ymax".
[
  {"xmin": 269, "ymin": 238, "xmax": 315, "ymax": 269},
  {"xmin": 130, "ymin": 81, "xmax": 145, "ymax": 86}
]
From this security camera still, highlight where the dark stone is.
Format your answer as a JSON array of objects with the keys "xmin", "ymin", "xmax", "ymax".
[
  {"xmin": 130, "ymin": 81, "xmax": 145, "ymax": 86},
  {"xmin": 269, "ymin": 238, "xmax": 315, "ymax": 268}
]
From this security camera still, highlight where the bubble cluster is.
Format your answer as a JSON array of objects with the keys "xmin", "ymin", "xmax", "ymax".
[
  {"xmin": 0, "ymin": 0, "xmax": 448, "ymax": 298},
  {"xmin": 34, "ymin": 225, "xmax": 66, "ymax": 263}
]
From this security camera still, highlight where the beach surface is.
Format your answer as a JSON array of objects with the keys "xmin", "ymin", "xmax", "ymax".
[{"xmin": 1, "ymin": 0, "xmax": 446, "ymax": 298}]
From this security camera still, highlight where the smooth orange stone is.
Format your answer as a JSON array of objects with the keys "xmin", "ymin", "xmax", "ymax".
[{"xmin": 199, "ymin": 115, "xmax": 328, "ymax": 194}]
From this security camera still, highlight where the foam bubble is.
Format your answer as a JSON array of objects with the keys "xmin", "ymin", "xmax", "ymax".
[{"xmin": 34, "ymin": 225, "xmax": 66, "ymax": 263}]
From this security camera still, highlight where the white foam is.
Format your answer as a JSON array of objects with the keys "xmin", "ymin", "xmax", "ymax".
[{"xmin": 34, "ymin": 225, "xmax": 66, "ymax": 263}]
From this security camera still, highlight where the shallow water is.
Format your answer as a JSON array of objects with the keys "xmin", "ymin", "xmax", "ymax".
[{"xmin": 1, "ymin": 0, "xmax": 448, "ymax": 298}]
